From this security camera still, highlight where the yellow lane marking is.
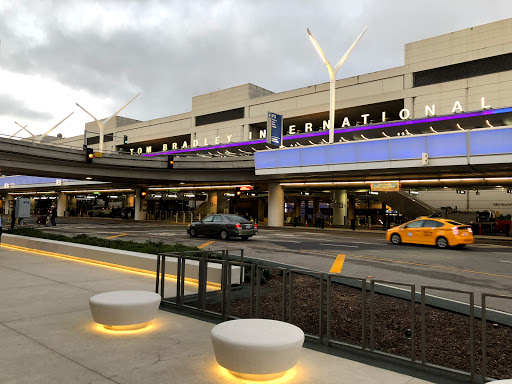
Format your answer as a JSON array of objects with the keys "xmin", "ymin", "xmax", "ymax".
[
  {"xmin": 198, "ymin": 240, "xmax": 216, "ymax": 249},
  {"xmin": 105, "ymin": 234, "xmax": 128, "ymax": 239},
  {"xmin": 308, "ymin": 250, "xmax": 512, "ymax": 279},
  {"xmin": 329, "ymin": 254, "xmax": 346, "ymax": 273}
]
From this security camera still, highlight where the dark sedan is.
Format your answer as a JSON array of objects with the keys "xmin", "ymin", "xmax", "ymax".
[{"xmin": 187, "ymin": 214, "xmax": 258, "ymax": 240}]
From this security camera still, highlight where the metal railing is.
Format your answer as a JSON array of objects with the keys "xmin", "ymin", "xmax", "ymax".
[{"xmin": 155, "ymin": 254, "xmax": 511, "ymax": 383}]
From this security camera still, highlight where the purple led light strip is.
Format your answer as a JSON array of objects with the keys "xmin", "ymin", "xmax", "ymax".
[{"xmin": 143, "ymin": 107, "xmax": 512, "ymax": 156}]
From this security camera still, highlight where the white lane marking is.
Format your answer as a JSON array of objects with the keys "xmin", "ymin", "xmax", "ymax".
[
  {"xmin": 499, "ymin": 260, "xmax": 512, "ymax": 264},
  {"xmin": 492, "ymin": 252, "xmax": 512, "ymax": 255},
  {"xmin": 272, "ymin": 240, "xmax": 301, "ymax": 243},
  {"xmin": 320, "ymin": 243, "xmax": 358, "ymax": 248}
]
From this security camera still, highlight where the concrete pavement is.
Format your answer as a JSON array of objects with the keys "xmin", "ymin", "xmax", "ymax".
[{"xmin": 0, "ymin": 243, "xmax": 438, "ymax": 384}]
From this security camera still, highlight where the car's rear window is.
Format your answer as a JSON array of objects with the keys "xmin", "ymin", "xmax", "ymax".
[
  {"xmin": 446, "ymin": 220, "xmax": 463, "ymax": 226},
  {"xmin": 223, "ymin": 215, "xmax": 250, "ymax": 222}
]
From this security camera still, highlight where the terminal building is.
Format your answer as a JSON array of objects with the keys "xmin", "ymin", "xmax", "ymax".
[{"xmin": 3, "ymin": 18, "xmax": 512, "ymax": 229}]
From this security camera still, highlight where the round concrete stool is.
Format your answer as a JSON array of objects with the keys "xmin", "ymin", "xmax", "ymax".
[
  {"xmin": 211, "ymin": 319, "xmax": 304, "ymax": 380},
  {"xmin": 89, "ymin": 290, "xmax": 161, "ymax": 331}
]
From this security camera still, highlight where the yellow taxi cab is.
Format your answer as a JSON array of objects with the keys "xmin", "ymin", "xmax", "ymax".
[{"xmin": 386, "ymin": 217, "xmax": 474, "ymax": 249}]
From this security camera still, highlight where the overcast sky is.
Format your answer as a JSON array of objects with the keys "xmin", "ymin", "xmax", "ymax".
[{"xmin": 1, "ymin": 0, "xmax": 511, "ymax": 139}]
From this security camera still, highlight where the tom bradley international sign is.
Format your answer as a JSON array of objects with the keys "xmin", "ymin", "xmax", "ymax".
[{"xmin": 137, "ymin": 97, "xmax": 495, "ymax": 155}]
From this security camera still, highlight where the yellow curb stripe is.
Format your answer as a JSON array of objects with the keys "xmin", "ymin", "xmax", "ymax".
[
  {"xmin": 198, "ymin": 240, "xmax": 216, "ymax": 249},
  {"xmin": 308, "ymin": 250, "xmax": 512, "ymax": 279},
  {"xmin": 0, "ymin": 244, "xmax": 221, "ymax": 288},
  {"xmin": 329, "ymin": 254, "xmax": 346, "ymax": 273},
  {"xmin": 105, "ymin": 233, "xmax": 128, "ymax": 239}
]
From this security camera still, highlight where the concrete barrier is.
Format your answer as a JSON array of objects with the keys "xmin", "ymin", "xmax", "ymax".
[{"xmin": 2, "ymin": 234, "xmax": 240, "ymax": 286}]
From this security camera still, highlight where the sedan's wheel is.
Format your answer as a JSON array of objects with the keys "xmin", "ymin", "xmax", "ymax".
[
  {"xmin": 390, "ymin": 233, "xmax": 401, "ymax": 245},
  {"xmin": 189, "ymin": 228, "xmax": 197, "ymax": 238},
  {"xmin": 220, "ymin": 230, "xmax": 229, "ymax": 240},
  {"xmin": 436, "ymin": 236, "xmax": 449, "ymax": 249}
]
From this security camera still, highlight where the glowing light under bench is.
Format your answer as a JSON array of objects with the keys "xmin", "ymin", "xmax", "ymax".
[{"xmin": 89, "ymin": 290, "xmax": 161, "ymax": 332}]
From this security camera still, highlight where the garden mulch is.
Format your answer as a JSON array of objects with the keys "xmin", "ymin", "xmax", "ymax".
[{"xmin": 206, "ymin": 271, "xmax": 512, "ymax": 380}]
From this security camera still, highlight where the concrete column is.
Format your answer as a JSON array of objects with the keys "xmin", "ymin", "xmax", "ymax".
[
  {"xmin": 258, "ymin": 198, "xmax": 265, "ymax": 223},
  {"xmin": 404, "ymin": 97, "xmax": 414, "ymax": 119},
  {"xmin": 126, "ymin": 193, "xmax": 134, "ymax": 208},
  {"xmin": 268, "ymin": 183, "xmax": 284, "ymax": 227},
  {"xmin": 57, "ymin": 192, "xmax": 68, "ymax": 217},
  {"xmin": 348, "ymin": 196, "xmax": 355, "ymax": 221},
  {"xmin": 333, "ymin": 190, "xmax": 348, "ymax": 226},
  {"xmin": 134, "ymin": 189, "xmax": 146, "ymax": 221},
  {"xmin": 5, "ymin": 194, "xmax": 13, "ymax": 215},
  {"xmin": 243, "ymin": 106, "xmax": 250, "ymax": 141},
  {"xmin": 294, "ymin": 198, "xmax": 301, "ymax": 220},
  {"xmin": 207, "ymin": 191, "xmax": 218, "ymax": 215}
]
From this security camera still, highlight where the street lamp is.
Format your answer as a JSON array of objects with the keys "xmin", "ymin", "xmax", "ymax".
[
  {"xmin": 307, "ymin": 27, "xmax": 367, "ymax": 143},
  {"xmin": 76, "ymin": 93, "xmax": 140, "ymax": 153}
]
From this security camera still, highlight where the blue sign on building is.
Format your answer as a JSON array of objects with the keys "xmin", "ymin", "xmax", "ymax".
[{"xmin": 267, "ymin": 112, "xmax": 283, "ymax": 147}]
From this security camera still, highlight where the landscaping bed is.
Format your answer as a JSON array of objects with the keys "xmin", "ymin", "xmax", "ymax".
[
  {"xmin": 207, "ymin": 271, "xmax": 512, "ymax": 380},
  {"xmin": 5, "ymin": 227, "xmax": 198, "ymax": 254}
]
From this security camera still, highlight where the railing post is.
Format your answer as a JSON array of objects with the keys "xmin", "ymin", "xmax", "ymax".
[
  {"xmin": 481, "ymin": 294, "xmax": 487, "ymax": 382},
  {"xmin": 250, "ymin": 264, "xmax": 255, "ymax": 318},
  {"xmin": 361, "ymin": 278, "xmax": 367, "ymax": 349},
  {"xmin": 370, "ymin": 280, "xmax": 375, "ymax": 351},
  {"xmin": 155, "ymin": 254, "xmax": 161, "ymax": 294},
  {"xmin": 319, "ymin": 273, "xmax": 325, "ymax": 344},
  {"xmin": 421, "ymin": 287, "xmax": 426, "ymax": 365},
  {"xmin": 326, "ymin": 275, "xmax": 332, "ymax": 344},
  {"xmin": 160, "ymin": 255, "xmax": 166, "ymax": 299},
  {"xmin": 288, "ymin": 271, "xmax": 294, "ymax": 324},
  {"xmin": 282, "ymin": 269, "xmax": 287, "ymax": 321},
  {"xmin": 411, "ymin": 284, "xmax": 416, "ymax": 362},
  {"xmin": 256, "ymin": 266, "xmax": 261, "ymax": 318}
]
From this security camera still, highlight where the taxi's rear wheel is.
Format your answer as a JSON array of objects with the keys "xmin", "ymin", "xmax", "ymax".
[
  {"xmin": 189, "ymin": 228, "xmax": 197, "ymax": 238},
  {"xmin": 390, "ymin": 233, "xmax": 401, "ymax": 245},
  {"xmin": 436, "ymin": 237, "xmax": 449, "ymax": 249}
]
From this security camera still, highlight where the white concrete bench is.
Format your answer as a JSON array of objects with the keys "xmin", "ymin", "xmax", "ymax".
[
  {"xmin": 211, "ymin": 319, "xmax": 304, "ymax": 380},
  {"xmin": 89, "ymin": 290, "xmax": 161, "ymax": 331}
]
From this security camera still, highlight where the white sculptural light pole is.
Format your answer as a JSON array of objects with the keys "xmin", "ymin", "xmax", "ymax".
[
  {"xmin": 15, "ymin": 112, "xmax": 74, "ymax": 142},
  {"xmin": 14, "ymin": 121, "xmax": 36, "ymax": 138},
  {"xmin": 38, "ymin": 112, "xmax": 74, "ymax": 142},
  {"xmin": 307, "ymin": 27, "xmax": 367, "ymax": 143},
  {"xmin": 76, "ymin": 93, "xmax": 140, "ymax": 153}
]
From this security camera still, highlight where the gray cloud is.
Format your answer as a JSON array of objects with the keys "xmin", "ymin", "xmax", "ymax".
[
  {"xmin": 0, "ymin": 94, "xmax": 53, "ymax": 121},
  {"xmin": 1, "ymin": 0, "xmax": 511, "ymax": 128}
]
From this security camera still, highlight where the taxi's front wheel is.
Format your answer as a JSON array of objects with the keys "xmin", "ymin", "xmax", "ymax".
[
  {"xmin": 390, "ymin": 234, "xmax": 401, "ymax": 245},
  {"xmin": 436, "ymin": 237, "xmax": 449, "ymax": 249}
]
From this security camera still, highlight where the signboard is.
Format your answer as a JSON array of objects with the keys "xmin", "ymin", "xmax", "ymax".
[
  {"xmin": 239, "ymin": 186, "xmax": 253, "ymax": 191},
  {"xmin": 267, "ymin": 112, "xmax": 283, "ymax": 147},
  {"xmin": 94, "ymin": 152, "xmax": 103, "ymax": 158},
  {"xmin": 371, "ymin": 182, "xmax": 400, "ymax": 192}
]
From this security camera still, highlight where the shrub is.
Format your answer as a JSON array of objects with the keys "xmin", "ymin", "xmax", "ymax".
[{"xmin": 5, "ymin": 227, "xmax": 198, "ymax": 254}]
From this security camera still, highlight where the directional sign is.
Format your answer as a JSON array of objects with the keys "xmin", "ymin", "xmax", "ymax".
[{"xmin": 267, "ymin": 112, "xmax": 283, "ymax": 147}]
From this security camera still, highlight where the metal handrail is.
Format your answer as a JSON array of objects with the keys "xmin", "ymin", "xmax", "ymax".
[{"xmin": 155, "ymin": 253, "xmax": 509, "ymax": 382}]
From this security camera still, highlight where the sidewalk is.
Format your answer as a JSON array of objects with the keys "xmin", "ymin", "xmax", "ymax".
[{"xmin": 0, "ymin": 244, "xmax": 436, "ymax": 384}]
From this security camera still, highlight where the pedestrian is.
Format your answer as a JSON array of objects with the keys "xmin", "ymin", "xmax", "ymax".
[
  {"xmin": 50, "ymin": 206, "xmax": 57, "ymax": 226},
  {"xmin": 316, "ymin": 211, "xmax": 322, "ymax": 228}
]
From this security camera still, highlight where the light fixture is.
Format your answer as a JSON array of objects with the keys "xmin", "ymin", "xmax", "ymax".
[
  {"xmin": 485, "ymin": 120, "xmax": 494, "ymax": 127},
  {"xmin": 361, "ymin": 134, "xmax": 369, "ymax": 140},
  {"xmin": 382, "ymin": 132, "xmax": 390, "ymax": 138},
  {"xmin": 430, "ymin": 126, "xmax": 438, "ymax": 133},
  {"xmin": 457, "ymin": 123, "xmax": 464, "ymax": 130},
  {"xmin": 405, "ymin": 129, "xmax": 412, "ymax": 135},
  {"xmin": 85, "ymin": 177, "xmax": 92, "ymax": 180},
  {"xmin": 307, "ymin": 26, "xmax": 367, "ymax": 143}
]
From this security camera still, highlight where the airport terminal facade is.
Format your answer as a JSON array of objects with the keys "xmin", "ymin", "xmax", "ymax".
[{"xmin": 4, "ymin": 18, "xmax": 512, "ymax": 226}]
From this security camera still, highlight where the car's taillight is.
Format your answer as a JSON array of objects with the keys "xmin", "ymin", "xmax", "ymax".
[
  {"xmin": 235, "ymin": 224, "xmax": 242, "ymax": 229},
  {"xmin": 452, "ymin": 227, "xmax": 459, "ymax": 235},
  {"xmin": 254, "ymin": 224, "xmax": 258, "ymax": 228},
  {"xmin": 467, "ymin": 227, "xmax": 472, "ymax": 233}
]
